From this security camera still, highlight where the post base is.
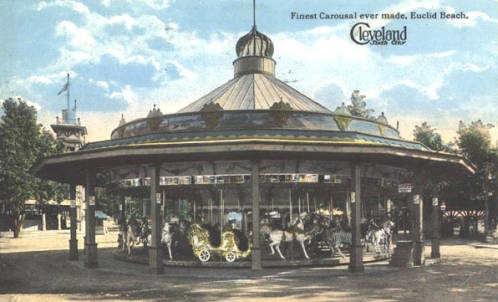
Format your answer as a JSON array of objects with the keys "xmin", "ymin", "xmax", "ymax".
[
  {"xmin": 431, "ymin": 238, "xmax": 440, "ymax": 259},
  {"xmin": 348, "ymin": 264, "xmax": 365, "ymax": 273},
  {"xmin": 348, "ymin": 244, "xmax": 364, "ymax": 273},
  {"xmin": 390, "ymin": 240, "xmax": 414, "ymax": 267},
  {"xmin": 84, "ymin": 243, "xmax": 98, "ymax": 268},
  {"xmin": 251, "ymin": 248, "xmax": 262, "ymax": 271},
  {"xmin": 413, "ymin": 241, "xmax": 425, "ymax": 266},
  {"xmin": 148, "ymin": 246, "xmax": 164, "ymax": 274},
  {"xmin": 69, "ymin": 239, "xmax": 78, "ymax": 261}
]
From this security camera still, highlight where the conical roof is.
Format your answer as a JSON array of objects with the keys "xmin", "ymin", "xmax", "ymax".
[
  {"xmin": 177, "ymin": 26, "xmax": 331, "ymax": 114},
  {"xmin": 178, "ymin": 73, "xmax": 331, "ymax": 113}
]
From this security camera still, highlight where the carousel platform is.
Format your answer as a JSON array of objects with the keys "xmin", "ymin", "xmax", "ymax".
[
  {"xmin": 69, "ymin": 248, "xmax": 399, "ymax": 281},
  {"xmin": 112, "ymin": 248, "xmax": 390, "ymax": 268}
]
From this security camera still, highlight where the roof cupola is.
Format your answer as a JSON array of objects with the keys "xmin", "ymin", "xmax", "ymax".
[{"xmin": 233, "ymin": 2, "xmax": 276, "ymax": 78}]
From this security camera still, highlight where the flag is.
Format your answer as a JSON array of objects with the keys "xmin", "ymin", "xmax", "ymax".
[{"xmin": 57, "ymin": 82, "xmax": 69, "ymax": 95}]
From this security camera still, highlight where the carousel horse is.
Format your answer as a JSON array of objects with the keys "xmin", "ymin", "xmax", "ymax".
[
  {"xmin": 260, "ymin": 214, "xmax": 313, "ymax": 260},
  {"xmin": 322, "ymin": 227, "xmax": 352, "ymax": 258},
  {"xmin": 124, "ymin": 223, "xmax": 140, "ymax": 256},
  {"xmin": 381, "ymin": 219, "xmax": 395, "ymax": 252},
  {"xmin": 161, "ymin": 222, "xmax": 173, "ymax": 260},
  {"xmin": 139, "ymin": 219, "xmax": 151, "ymax": 248},
  {"xmin": 365, "ymin": 219, "xmax": 395, "ymax": 254},
  {"xmin": 364, "ymin": 218, "xmax": 379, "ymax": 252},
  {"xmin": 124, "ymin": 218, "xmax": 151, "ymax": 256}
]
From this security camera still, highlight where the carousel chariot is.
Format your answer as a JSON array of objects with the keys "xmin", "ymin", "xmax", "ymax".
[{"xmin": 187, "ymin": 224, "xmax": 252, "ymax": 262}]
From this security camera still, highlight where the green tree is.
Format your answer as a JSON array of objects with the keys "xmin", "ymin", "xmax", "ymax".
[
  {"xmin": 32, "ymin": 130, "xmax": 67, "ymax": 204},
  {"xmin": 441, "ymin": 120, "xmax": 497, "ymax": 236},
  {"xmin": 0, "ymin": 97, "xmax": 60, "ymax": 237},
  {"xmin": 413, "ymin": 122, "xmax": 447, "ymax": 151},
  {"xmin": 347, "ymin": 90, "xmax": 375, "ymax": 118},
  {"xmin": 457, "ymin": 120, "xmax": 494, "ymax": 166}
]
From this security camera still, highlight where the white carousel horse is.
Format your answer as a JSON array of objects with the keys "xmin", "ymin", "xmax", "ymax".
[
  {"xmin": 260, "ymin": 215, "xmax": 312, "ymax": 260},
  {"xmin": 382, "ymin": 219, "xmax": 395, "ymax": 252},
  {"xmin": 366, "ymin": 219, "xmax": 395, "ymax": 254},
  {"xmin": 322, "ymin": 228, "xmax": 352, "ymax": 258},
  {"xmin": 125, "ymin": 224, "xmax": 139, "ymax": 256},
  {"xmin": 124, "ymin": 221, "xmax": 152, "ymax": 256},
  {"xmin": 161, "ymin": 222, "xmax": 173, "ymax": 260}
]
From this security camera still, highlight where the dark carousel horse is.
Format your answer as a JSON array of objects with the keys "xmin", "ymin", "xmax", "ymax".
[
  {"xmin": 311, "ymin": 215, "xmax": 352, "ymax": 258},
  {"xmin": 365, "ymin": 219, "xmax": 395, "ymax": 254}
]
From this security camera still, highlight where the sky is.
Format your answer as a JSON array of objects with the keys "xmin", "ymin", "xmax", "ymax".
[{"xmin": 0, "ymin": 0, "xmax": 497, "ymax": 144}]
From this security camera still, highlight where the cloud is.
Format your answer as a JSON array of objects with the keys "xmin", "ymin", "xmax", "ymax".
[
  {"xmin": 101, "ymin": 0, "xmax": 172, "ymax": 10},
  {"xmin": 36, "ymin": 0, "xmax": 91, "ymax": 15},
  {"xmin": 443, "ymin": 8, "xmax": 498, "ymax": 28},
  {"xmin": 89, "ymin": 79, "xmax": 110, "ymax": 91},
  {"xmin": 108, "ymin": 85, "xmax": 137, "ymax": 105},
  {"xmin": 371, "ymin": 64, "xmax": 498, "ymax": 142},
  {"xmin": 56, "ymin": 21, "xmax": 96, "ymax": 51},
  {"xmin": 312, "ymin": 81, "xmax": 348, "ymax": 110},
  {"xmin": 387, "ymin": 50, "xmax": 455, "ymax": 65},
  {"xmin": 461, "ymin": 63, "xmax": 487, "ymax": 72}
]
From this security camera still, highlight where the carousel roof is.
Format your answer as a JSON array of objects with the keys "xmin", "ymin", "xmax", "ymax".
[
  {"xmin": 31, "ymin": 23, "xmax": 475, "ymax": 184},
  {"xmin": 177, "ymin": 73, "xmax": 331, "ymax": 113},
  {"xmin": 178, "ymin": 25, "xmax": 329, "ymax": 114}
]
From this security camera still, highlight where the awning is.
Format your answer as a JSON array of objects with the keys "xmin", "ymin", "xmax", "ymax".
[{"xmin": 95, "ymin": 210, "xmax": 109, "ymax": 220}]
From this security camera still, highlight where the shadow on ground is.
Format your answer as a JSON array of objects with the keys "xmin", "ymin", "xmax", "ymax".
[{"xmin": 0, "ymin": 240, "xmax": 497, "ymax": 301}]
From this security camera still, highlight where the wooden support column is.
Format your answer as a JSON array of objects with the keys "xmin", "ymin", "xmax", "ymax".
[
  {"xmin": 412, "ymin": 194, "xmax": 425, "ymax": 266},
  {"xmin": 149, "ymin": 164, "xmax": 163, "ymax": 274},
  {"xmin": 85, "ymin": 171, "xmax": 98, "ymax": 268},
  {"xmin": 42, "ymin": 213, "xmax": 46, "ymax": 231},
  {"xmin": 69, "ymin": 184, "xmax": 78, "ymax": 261},
  {"xmin": 349, "ymin": 164, "xmax": 364, "ymax": 273},
  {"xmin": 251, "ymin": 160, "xmax": 262, "ymax": 271},
  {"xmin": 118, "ymin": 194, "xmax": 126, "ymax": 249},
  {"xmin": 57, "ymin": 213, "xmax": 62, "ymax": 230},
  {"xmin": 431, "ymin": 197, "xmax": 441, "ymax": 258}
]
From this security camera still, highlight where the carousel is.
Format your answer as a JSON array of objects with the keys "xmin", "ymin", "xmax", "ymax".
[{"xmin": 32, "ymin": 21, "xmax": 474, "ymax": 273}]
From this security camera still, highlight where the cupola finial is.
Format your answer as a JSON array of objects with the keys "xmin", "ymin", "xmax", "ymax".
[{"xmin": 253, "ymin": 0, "xmax": 256, "ymax": 28}]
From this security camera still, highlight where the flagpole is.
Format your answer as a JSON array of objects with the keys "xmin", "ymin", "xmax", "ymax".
[{"xmin": 66, "ymin": 73, "xmax": 70, "ymax": 111}]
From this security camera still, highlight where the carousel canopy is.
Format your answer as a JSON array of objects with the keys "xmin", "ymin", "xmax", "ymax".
[{"xmin": 31, "ymin": 24, "xmax": 475, "ymax": 185}]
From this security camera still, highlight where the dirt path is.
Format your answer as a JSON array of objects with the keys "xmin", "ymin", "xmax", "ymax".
[{"xmin": 1, "ymin": 232, "xmax": 497, "ymax": 301}]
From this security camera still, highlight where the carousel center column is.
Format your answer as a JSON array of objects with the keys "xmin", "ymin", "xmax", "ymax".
[
  {"xmin": 69, "ymin": 184, "xmax": 78, "ymax": 261},
  {"xmin": 349, "ymin": 163, "xmax": 364, "ymax": 273},
  {"xmin": 85, "ymin": 170, "xmax": 98, "ymax": 268},
  {"xmin": 149, "ymin": 164, "xmax": 164, "ymax": 274},
  {"xmin": 251, "ymin": 159, "xmax": 262, "ymax": 271}
]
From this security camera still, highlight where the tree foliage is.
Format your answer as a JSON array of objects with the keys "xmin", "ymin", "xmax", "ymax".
[
  {"xmin": 347, "ymin": 90, "xmax": 375, "ymax": 118},
  {"xmin": 32, "ymin": 129, "xmax": 68, "ymax": 204},
  {"xmin": 457, "ymin": 120, "xmax": 493, "ymax": 166},
  {"xmin": 413, "ymin": 122, "xmax": 447, "ymax": 151},
  {"xmin": 0, "ymin": 97, "xmax": 62, "ymax": 237},
  {"xmin": 441, "ymin": 120, "xmax": 497, "ymax": 215}
]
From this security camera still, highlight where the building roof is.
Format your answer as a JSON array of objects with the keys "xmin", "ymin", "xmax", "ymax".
[{"xmin": 177, "ymin": 73, "xmax": 331, "ymax": 113}]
